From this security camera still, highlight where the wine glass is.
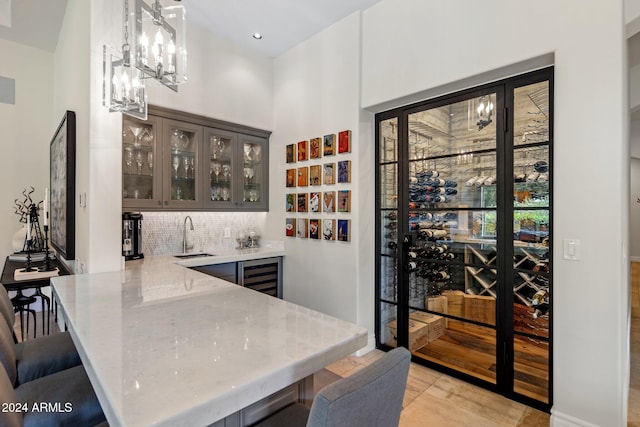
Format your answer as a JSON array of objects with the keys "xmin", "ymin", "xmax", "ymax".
[
  {"xmin": 135, "ymin": 151, "xmax": 143, "ymax": 175},
  {"xmin": 141, "ymin": 128, "xmax": 153, "ymax": 146},
  {"xmin": 244, "ymin": 144, "xmax": 252, "ymax": 161},
  {"xmin": 189, "ymin": 157, "xmax": 195, "ymax": 179},
  {"xmin": 210, "ymin": 136, "xmax": 221, "ymax": 159},
  {"xmin": 210, "ymin": 186, "xmax": 219, "ymax": 201},
  {"xmin": 147, "ymin": 152, "xmax": 153, "ymax": 173},
  {"xmin": 221, "ymin": 187, "xmax": 230, "ymax": 201},
  {"xmin": 172, "ymin": 155, "xmax": 180, "ymax": 179},
  {"xmin": 252, "ymin": 145, "xmax": 261, "ymax": 162},
  {"xmin": 212, "ymin": 162, "xmax": 221, "ymax": 182},
  {"xmin": 130, "ymin": 127, "xmax": 143, "ymax": 147},
  {"xmin": 249, "ymin": 190, "xmax": 258, "ymax": 202},
  {"xmin": 222, "ymin": 164, "xmax": 231, "ymax": 182},
  {"xmin": 124, "ymin": 147, "xmax": 133, "ymax": 174},
  {"xmin": 183, "ymin": 156, "xmax": 190, "ymax": 179}
]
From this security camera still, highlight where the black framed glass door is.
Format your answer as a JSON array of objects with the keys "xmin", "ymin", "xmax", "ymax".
[{"xmin": 375, "ymin": 68, "xmax": 553, "ymax": 411}]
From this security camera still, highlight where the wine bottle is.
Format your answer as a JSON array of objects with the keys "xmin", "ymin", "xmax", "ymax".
[
  {"xmin": 444, "ymin": 180, "xmax": 457, "ymax": 188},
  {"xmin": 483, "ymin": 176, "xmax": 496, "ymax": 186},
  {"xmin": 408, "ymin": 251, "xmax": 417, "ymax": 259},
  {"xmin": 386, "ymin": 211, "xmax": 397, "ymax": 220},
  {"xmin": 387, "ymin": 241, "xmax": 397, "ymax": 250},
  {"xmin": 427, "ymin": 178, "xmax": 446, "ymax": 186},
  {"xmin": 425, "ymin": 229, "xmax": 447, "ymax": 239},
  {"xmin": 386, "ymin": 221, "xmax": 397, "ymax": 230},
  {"xmin": 514, "ymin": 173, "xmax": 526, "ymax": 183},
  {"xmin": 407, "ymin": 261, "xmax": 418, "ymax": 272},
  {"xmin": 432, "ymin": 194, "xmax": 448, "ymax": 203},
  {"xmin": 429, "ymin": 244, "xmax": 448, "ymax": 253},
  {"xmin": 474, "ymin": 177, "xmax": 485, "ymax": 187},
  {"xmin": 430, "ymin": 270, "xmax": 450, "ymax": 280},
  {"xmin": 526, "ymin": 172, "xmax": 540, "ymax": 183},
  {"xmin": 445, "ymin": 188, "xmax": 458, "ymax": 195},
  {"xmin": 466, "ymin": 176, "xmax": 479, "ymax": 186},
  {"xmin": 439, "ymin": 252, "xmax": 456, "ymax": 260},
  {"xmin": 531, "ymin": 289, "xmax": 548, "ymax": 306}
]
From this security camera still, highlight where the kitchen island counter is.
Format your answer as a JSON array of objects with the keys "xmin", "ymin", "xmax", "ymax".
[{"xmin": 51, "ymin": 252, "xmax": 366, "ymax": 426}]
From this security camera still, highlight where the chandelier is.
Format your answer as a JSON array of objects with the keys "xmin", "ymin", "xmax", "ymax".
[
  {"xmin": 103, "ymin": 0, "xmax": 187, "ymax": 119},
  {"xmin": 476, "ymin": 95, "xmax": 494, "ymax": 130}
]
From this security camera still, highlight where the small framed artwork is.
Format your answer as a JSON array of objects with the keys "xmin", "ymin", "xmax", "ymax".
[
  {"xmin": 323, "ymin": 191, "xmax": 336, "ymax": 213},
  {"xmin": 323, "ymin": 219, "xmax": 336, "ymax": 240},
  {"xmin": 297, "ymin": 166, "xmax": 309, "ymax": 186},
  {"xmin": 338, "ymin": 190, "xmax": 351, "ymax": 212},
  {"xmin": 337, "ymin": 219, "xmax": 351, "ymax": 242},
  {"xmin": 323, "ymin": 163, "xmax": 335, "ymax": 185},
  {"xmin": 338, "ymin": 130, "xmax": 351, "ymax": 153},
  {"xmin": 323, "ymin": 134, "xmax": 336, "ymax": 156},
  {"xmin": 309, "ymin": 165, "xmax": 322, "ymax": 186},
  {"xmin": 310, "ymin": 138, "xmax": 322, "ymax": 159},
  {"xmin": 286, "ymin": 169, "xmax": 297, "ymax": 187},
  {"xmin": 309, "ymin": 192, "xmax": 321, "ymax": 213},
  {"xmin": 286, "ymin": 193, "xmax": 296, "ymax": 212},
  {"xmin": 297, "ymin": 193, "xmax": 308, "ymax": 212},
  {"xmin": 286, "ymin": 218, "xmax": 296, "ymax": 237},
  {"xmin": 297, "ymin": 218, "xmax": 309, "ymax": 238},
  {"xmin": 338, "ymin": 160, "xmax": 351, "ymax": 183},
  {"xmin": 286, "ymin": 144, "xmax": 297, "ymax": 163},
  {"xmin": 309, "ymin": 219, "xmax": 320, "ymax": 239},
  {"xmin": 297, "ymin": 140, "xmax": 308, "ymax": 161}
]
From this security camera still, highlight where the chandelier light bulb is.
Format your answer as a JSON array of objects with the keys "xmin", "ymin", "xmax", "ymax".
[{"xmin": 139, "ymin": 32, "xmax": 149, "ymax": 66}]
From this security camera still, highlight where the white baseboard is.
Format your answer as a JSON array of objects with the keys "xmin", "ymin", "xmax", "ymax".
[
  {"xmin": 631, "ymin": 256, "xmax": 640, "ymax": 263},
  {"xmin": 354, "ymin": 333, "xmax": 376, "ymax": 357},
  {"xmin": 551, "ymin": 410, "xmax": 601, "ymax": 427}
]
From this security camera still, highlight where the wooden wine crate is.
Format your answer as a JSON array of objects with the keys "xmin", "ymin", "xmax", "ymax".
[
  {"xmin": 426, "ymin": 295, "xmax": 448, "ymax": 327},
  {"xmin": 386, "ymin": 319, "xmax": 430, "ymax": 351},
  {"xmin": 463, "ymin": 294, "xmax": 496, "ymax": 326},
  {"xmin": 441, "ymin": 290, "xmax": 465, "ymax": 318},
  {"xmin": 409, "ymin": 311, "xmax": 446, "ymax": 342}
]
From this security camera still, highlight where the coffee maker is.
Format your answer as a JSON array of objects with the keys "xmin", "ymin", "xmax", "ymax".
[{"xmin": 122, "ymin": 212, "xmax": 144, "ymax": 260}]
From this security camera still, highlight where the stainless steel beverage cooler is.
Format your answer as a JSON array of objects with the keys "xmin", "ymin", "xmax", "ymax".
[{"xmin": 122, "ymin": 212, "xmax": 144, "ymax": 260}]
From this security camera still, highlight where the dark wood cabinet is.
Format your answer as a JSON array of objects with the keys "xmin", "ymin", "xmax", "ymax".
[{"xmin": 123, "ymin": 106, "xmax": 270, "ymax": 212}]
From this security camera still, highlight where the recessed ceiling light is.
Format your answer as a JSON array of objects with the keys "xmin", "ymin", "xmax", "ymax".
[{"xmin": 252, "ymin": 33, "xmax": 263, "ymax": 40}]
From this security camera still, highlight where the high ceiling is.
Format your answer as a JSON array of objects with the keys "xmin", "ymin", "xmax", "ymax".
[{"xmin": 0, "ymin": 0, "xmax": 382, "ymax": 57}]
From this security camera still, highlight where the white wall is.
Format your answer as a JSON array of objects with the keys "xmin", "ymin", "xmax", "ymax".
[
  {"xmin": 266, "ymin": 11, "xmax": 375, "ymax": 349},
  {"xmin": 145, "ymin": 22, "xmax": 274, "ymax": 132},
  {"xmin": 361, "ymin": 0, "xmax": 628, "ymax": 425},
  {"xmin": 0, "ymin": 39, "xmax": 53, "ymax": 257}
]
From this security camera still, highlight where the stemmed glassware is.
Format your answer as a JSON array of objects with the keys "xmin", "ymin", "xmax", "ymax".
[
  {"xmin": 222, "ymin": 164, "xmax": 231, "ymax": 182},
  {"xmin": 130, "ymin": 127, "xmax": 143, "ymax": 147},
  {"xmin": 211, "ymin": 162, "xmax": 221, "ymax": 182},
  {"xmin": 244, "ymin": 167, "xmax": 254, "ymax": 184},
  {"xmin": 172, "ymin": 155, "xmax": 180, "ymax": 179},
  {"xmin": 183, "ymin": 156, "xmax": 190, "ymax": 179},
  {"xmin": 147, "ymin": 152, "xmax": 153, "ymax": 173},
  {"xmin": 210, "ymin": 136, "xmax": 224, "ymax": 159},
  {"xmin": 124, "ymin": 147, "xmax": 133, "ymax": 174},
  {"xmin": 136, "ymin": 151, "xmax": 143, "ymax": 175},
  {"xmin": 221, "ymin": 188, "xmax": 230, "ymax": 201}
]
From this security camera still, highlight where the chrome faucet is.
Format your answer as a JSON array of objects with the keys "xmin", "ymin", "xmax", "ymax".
[{"xmin": 183, "ymin": 216, "xmax": 194, "ymax": 254}]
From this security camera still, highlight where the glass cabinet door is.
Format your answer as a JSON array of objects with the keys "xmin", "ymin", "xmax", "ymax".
[
  {"xmin": 163, "ymin": 119, "xmax": 201, "ymax": 209},
  {"xmin": 123, "ymin": 115, "xmax": 162, "ymax": 209},
  {"xmin": 238, "ymin": 134, "xmax": 268, "ymax": 210},
  {"xmin": 203, "ymin": 127, "xmax": 236, "ymax": 209}
]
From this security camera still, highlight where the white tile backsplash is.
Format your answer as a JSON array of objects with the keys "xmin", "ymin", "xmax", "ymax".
[{"xmin": 140, "ymin": 211, "xmax": 267, "ymax": 255}]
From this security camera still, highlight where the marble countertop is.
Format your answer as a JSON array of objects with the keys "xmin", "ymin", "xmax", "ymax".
[
  {"xmin": 51, "ymin": 254, "xmax": 367, "ymax": 427},
  {"xmin": 167, "ymin": 240, "xmax": 285, "ymax": 268}
]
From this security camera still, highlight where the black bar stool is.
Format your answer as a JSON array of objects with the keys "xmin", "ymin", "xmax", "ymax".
[{"xmin": 10, "ymin": 291, "xmax": 36, "ymax": 341}]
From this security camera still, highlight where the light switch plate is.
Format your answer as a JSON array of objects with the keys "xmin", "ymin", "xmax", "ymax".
[{"xmin": 563, "ymin": 238, "xmax": 580, "ymax": 260}]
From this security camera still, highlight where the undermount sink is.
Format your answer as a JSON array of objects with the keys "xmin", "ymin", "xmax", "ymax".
[{"xmin": 174, "ymin": 253, "xmax": 215, "ymax": 259}]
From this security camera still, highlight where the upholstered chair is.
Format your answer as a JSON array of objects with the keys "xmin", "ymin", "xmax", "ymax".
[
  {"xmin": 254, "ymin": 347, "xmax": 411, "ymax": 427},
  {"xmin": 0, "ymin": 361, "xmax": 106, "ymax": 427},
  {"xmin": 0, "ymin": 318, "xmax": 80, "ymax": 386}
]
